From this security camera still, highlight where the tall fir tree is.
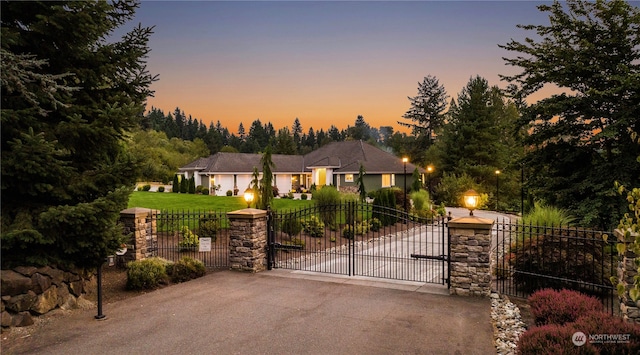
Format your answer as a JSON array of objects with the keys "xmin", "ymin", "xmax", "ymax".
[{"xmin": 1, "ymin": 0, "xmax": 156, "ymax": 268}]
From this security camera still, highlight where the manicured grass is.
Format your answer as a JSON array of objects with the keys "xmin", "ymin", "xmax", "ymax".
[{"xmin": 128, "ymin": 191, "xmax": 314, "ymax": 211}]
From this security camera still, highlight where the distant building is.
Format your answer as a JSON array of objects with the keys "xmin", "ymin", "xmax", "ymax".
[{"xmin": 178, "ymin": 140, "xmax": 424, "ymax": 195}]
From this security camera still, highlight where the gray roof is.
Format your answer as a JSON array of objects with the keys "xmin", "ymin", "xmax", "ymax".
[{"xmin": 180, "ymin": 141, "xmax": 424, "ymax": 174}]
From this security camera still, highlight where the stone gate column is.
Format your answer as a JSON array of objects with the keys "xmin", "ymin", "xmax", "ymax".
[
  {"xmin": 615, "ymin": 228, "xmax": 640, "ymax": 324},
  {"xmin": 119, "ymin": 207, "xmax": 158, "ymax": 263},
  {"xmin": 448, "ymin": 216, "xmax": 494, "ymax": 297},
  {"xmin": 227, "ymin": 208, "xmax": 268, "ymax": 272}
]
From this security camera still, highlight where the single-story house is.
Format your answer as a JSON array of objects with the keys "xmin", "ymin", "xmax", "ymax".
[{"xmin": 178, "ymin": 140, "xmax": 425, "ymax": 195}]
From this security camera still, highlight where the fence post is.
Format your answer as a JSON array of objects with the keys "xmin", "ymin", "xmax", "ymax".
[
  {"xmin": 615, "ymin": 228, "xmax": 640, "ymax": 324},
  {"xmin": 448, "ymin": 216, "xmax": 494, "ymax": 297},
  {"xmin": 119, "ymin": 207, "xmax": 159, "ymax": 264},
  {"xmin": 227, "ymin": 208, "xmax": 268, "ymax": 272}
]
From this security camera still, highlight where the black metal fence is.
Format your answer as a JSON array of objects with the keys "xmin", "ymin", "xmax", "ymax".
[
  {"xmin": 151, "ymin": 210, "xmax": 230, "ymax": 268},
  {"xmin": 267, "ymin": 201, "xmax": 449, "ymax": 284},
  {"xmin": 493, "ymin": 220, "xmax": 619, "ymax": 314}
]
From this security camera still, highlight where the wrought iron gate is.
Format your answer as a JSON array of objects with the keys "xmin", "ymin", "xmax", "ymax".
[{"xmin": 267, "ymin": 202, "xmax": 449, "ymax": 285}]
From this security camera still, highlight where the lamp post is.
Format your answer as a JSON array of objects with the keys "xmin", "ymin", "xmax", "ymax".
[
  {"xmin": 402, "ymin": 157, "xmax": 408, "ymax": 212},
  {"xmin": 244, "ymin": 187, "xmax": 254, "ymax": 208},
  {"xmin": 463, "ymin": 189, "xmax": 480, "ymax": 216},
  {"xmin": 426, "ymin": 164, "xmax": 434, "ymax": 197},
  {"xmin": 495, "ymin": 170, "xmax": 501, "ymax": 211}
]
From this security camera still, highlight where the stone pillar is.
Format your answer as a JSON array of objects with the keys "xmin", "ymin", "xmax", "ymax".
[
  {"xmin": 119, "ymin": 207, "xmax": 159, "ymax": 263},
  {"xmin": 448, "ymin": 216, "xmax": 494, "ymax": 297},
  {"xmin": 227, "ymin": 208, "xmax": 268, "ymax": 273},
  {"xmin": 615, "ymin": 228, "xmax": 640, "ymax": 324}
]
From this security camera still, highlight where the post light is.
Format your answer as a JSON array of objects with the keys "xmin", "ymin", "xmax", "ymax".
[
  {"xmin": 426, "ymin": 165, "xmax": 434, "ymax": 199},
  {"xmin": 244, "ymin": 187, "xmax": 254, "ymax": 208},
  {"xmin": 463, "ymin": 189, "xmax": 480, "ymax": 216},
  {"xmin": 402, "ymin": 157, "xmax": 408, "ymax": 212},
  {"xmin": 495, "ymin": 170, "xmax": 501, "ymax": 212}
]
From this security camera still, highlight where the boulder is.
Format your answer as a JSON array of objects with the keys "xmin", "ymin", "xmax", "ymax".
[
  {"xmin": 1, "ymin": 311, "xmax": 12, "ymax": 327},
  {"xmin": 32, "ymin": 285, "xmax": 58, "ymax": 315},
  {"xmin": 6, "ymin": 291, "xmax": 37, "ymax": 313},
  {"xmin": 31, "ymin": 273, "xmax": 52, "ymax": 294},
  {"xmin": 11, "ymin": 311, "xmax": 34, "ymax": 327},
  {"xmin": 1, "ymin": 270, "xmax": 33, "ymax": 296},
  {"xmin": 38, "ymin": 266, "xmax": 65, "ymax": 286},
  {"xmin": 13, "ymin": 266, "xmax": 38, "ymax": 277},
  {"xmin": 56, "ymin": 284, "xmax": 70, "ymax": 307}
]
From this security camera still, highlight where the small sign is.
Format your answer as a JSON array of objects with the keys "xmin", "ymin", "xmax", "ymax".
[{"xmin": 199, "ymin": 237, "xmax": 212, "ymax": 252}]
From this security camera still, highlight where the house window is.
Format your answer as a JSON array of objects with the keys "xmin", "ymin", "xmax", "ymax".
[
  {"xmin": 382, "ymin": 174, "xmax": 391, "ymax": 187},
  {"xmin": 345, "ymin": 174, "xmax": 354, "ymax": 182}
]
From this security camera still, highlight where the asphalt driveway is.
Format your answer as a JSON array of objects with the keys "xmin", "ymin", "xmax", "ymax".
[{"xmin": 3, "ymin": 270, "xmax": 495, "ymax": 355}]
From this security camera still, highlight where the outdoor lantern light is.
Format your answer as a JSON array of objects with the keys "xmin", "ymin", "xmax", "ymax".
[
  {"xmin": 402, "ymin": 157, "xmax": 408, "ymax": 213},
  {"xmin": 463, "ymin": 189, "xmax": 480, "ymax": 216},
  {"xmin": 244, "ymin": 188, "xmax": 254, "ymax": 208}
]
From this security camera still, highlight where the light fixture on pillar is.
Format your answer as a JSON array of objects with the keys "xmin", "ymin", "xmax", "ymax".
[
  {"xmin": 463, "ymin": 189, "xmax": 480, "ymax": 216},
  {"xmin": 244, "ymin": 188, "xmax": 254, "ymax": 208}
]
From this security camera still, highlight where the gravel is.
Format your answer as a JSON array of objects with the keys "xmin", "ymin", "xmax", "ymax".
[{"xmin": 491, "ymin": 292, "xmax": 528, "ymax": 355}]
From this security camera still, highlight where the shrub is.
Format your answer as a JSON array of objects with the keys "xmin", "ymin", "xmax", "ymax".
[
  {"xmin": 517, "ymin": 323, "xmax": 598, "ymax": 355},
  {"xmin": 302, "ymin": 215, "xmax": 325, "ymax": 238},
  {"xmin": 528, "ymin": 289, "xmax": 602, "ymax": 326},
  {"xmin": 126, "ymin": 258, "xmax": 170, "ymax": 290},
  {"xmin": 313, "ymin": 186, "xmax": 340, "ymax": 225},
  {"xmin": 281, "ymin": 216, "xmax": 303, "ymax": 237},
  {"xmin": 197, "ymin": 214, "xmax": 219, "ymax": 242},
  {"xmin": 342, "ymin": 226, "xmax": 354, "ymax": 239},
  {"xmin": 166, "ymin": 256, "xmax": 206, "ymax": 283},
  {"xmin": 158, "ymin": 186, "xmax": 165, "ymax": 193},
  {"xmin": 301, "ymin": 193, "xmax": 308, "ymax": 200},
  {"xmin": 178, "ymin": 225, "xmax": 199, "ymax": 250},
  {"xmin": 226, "ymin": 190, "xmax": 233, "ymax": 196},
  {"xmin": 201, "ymin": 189, "xmax": 209, "ymax": 195},
  {"xmin": 369, "ymin": 218, "xmax": 382, "ymax": 232},
  {"xmin": 411, "ymin": 189, "xmax": 430, "ymax": 212},
  {"xmin": 435, "ymin": 172, "xmax": 487, "ymax": 208},
  {"xmin": 569, "ymin": 312, "xmax": 640, "ymax": 354},
  {"xmin": 520, "ymin": 203, "xmax": 575, "ymax": 227},
  {"xmin": 272, "ymin": 185, "xmax": 279, "ymax": 197},
  {"xmin": 372, "ymin": 188, "xmax": 398, "ymax": 226},
  {"xmin": 284, "ymin": 238, "xmax": 305, "ymax": 248},
  {"xmin": 142, "ymin": 184, "xmax": 151, "ymax": 191}
]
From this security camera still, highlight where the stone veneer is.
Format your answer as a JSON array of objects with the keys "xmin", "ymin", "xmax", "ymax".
[
  {"xmin": 615, "ymin": 228, "xmax": 640, "ymax": 324},
  {"xmin": 448, "ymin": 216, "xmax": 494, "ymax": 297},
  {"xmin": 1, "ymin": 266, "xmax": 96, "ymax": 328},
  {"xmin": 227, "ymin": 208, "xmax": 268, "ymax": 272},
  {"xmin": 119, "ymin": 207, "xmax": 159, "ymax": 265}
]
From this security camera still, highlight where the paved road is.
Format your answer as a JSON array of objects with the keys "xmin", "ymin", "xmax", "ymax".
[{"xmin": 3, "ymin": 270, "xmax": 495, "ymax": 355}]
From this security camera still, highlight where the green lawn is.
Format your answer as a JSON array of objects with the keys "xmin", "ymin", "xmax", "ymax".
[{"xmin": 128, "ymin": 191, "xmax": 314, "ymax": 211}]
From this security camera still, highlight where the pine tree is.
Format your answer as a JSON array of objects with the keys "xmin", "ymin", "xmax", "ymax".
[{"xmin": 1, "ymin": 0, "xmax": 156, "ymax": 268}]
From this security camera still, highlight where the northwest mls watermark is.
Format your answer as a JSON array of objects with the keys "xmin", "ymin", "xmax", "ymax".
[{"xmin": 572, "ymin": 331, "xmax": 632, "ymax": 346}]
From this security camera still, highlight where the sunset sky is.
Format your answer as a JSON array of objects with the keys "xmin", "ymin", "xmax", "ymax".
[{"xmin": 124, "ymin": 1, "xmax": 558, "ymax": 134}]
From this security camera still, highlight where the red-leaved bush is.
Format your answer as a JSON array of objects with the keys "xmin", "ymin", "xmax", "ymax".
[
  {"xmin": 528, "ymin": 288, "xmax": 602, "ymax": 326},
  {"xmin": 517, "ymin": 324, "xmax": 598, "ymax": 355},
  {"xmin": 568, "ymin": 312, "xmax": 640, "ymax": 355}
]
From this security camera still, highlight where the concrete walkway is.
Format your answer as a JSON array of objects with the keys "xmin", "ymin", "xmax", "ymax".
[{"xmin": 3, "ymin": 270, "xmax": 495, "ymax": 355}]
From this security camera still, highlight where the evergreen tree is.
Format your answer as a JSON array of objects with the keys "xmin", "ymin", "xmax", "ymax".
[
  {"xmin": 258, "ymin": 146, "xmax": 276, "ymax": 209},
  {"xmin": 356, "ymin": 164, "xmax": 367, "ymax": 202},
  {"xmin": 173, "ymin": 174, "xmax": 180, "ymax": 193},
  {"xmin": 274, "ymin": 127, "xmax": 297, "ymax": 154},
  {"xmin": 500, "ymin": 0, "xmax": 640, "ymax": 227},
  {"xmin": 180, "ymin": 175, "xmax": 188, "ymax": 193},
  {"xmin": 292, "ymin": 118, "xmax": 303, "ymax": 150},
  {"xmin": 435, "ymin": 76, "xmax": 520, "ymax": 207},
  {"xmin": 399, "ymin": 75, "xmax": 449, "ymax": 148},
  {"xmin": 188, "ymin": 176, "xmax": 196, "ymax": 194},
  {"xmin": 1, "ymin": 0, "xmax": 156, "ymax": 268},
  {"xmin": 238, "ymin": 123, "xmax": 246, "ymax": 141}
]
